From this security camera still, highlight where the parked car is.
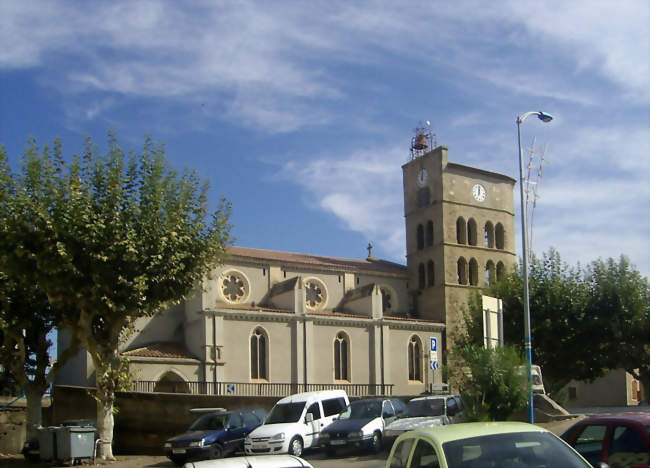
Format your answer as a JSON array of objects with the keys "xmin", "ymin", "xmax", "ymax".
[
  {"xmin": 244, "ymin": 389, "xmax": 349, "ymax": 457},
  {"xmin": 386, "ymin": 422, "xmax": 594, "ymax": 468},
  {"xmin": 182, "ymin": 454, "xmax": 314, "ymax": 467},
  {"xmin": 383, "ymin": 394, "xmax": 465, "ymax": 446},
  {"xmin": 561, "ymin": 413, "xmax": 650, "ymax": 467},
  {"xmin": 319, "ymin": 398, "xmax": 405, "ymax": 454},
  {"xmin": 164, "ymin": 408, "xmax": 267, "ymax": 465}
]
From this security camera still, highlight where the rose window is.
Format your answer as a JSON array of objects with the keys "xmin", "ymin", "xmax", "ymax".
[
  {"xmin": 305, "ymin": 278, "xmax": 327, "ymax": 310},
  {"xmin": 220, "ymin": 270, "xmax": 249, "ymax": 303}
]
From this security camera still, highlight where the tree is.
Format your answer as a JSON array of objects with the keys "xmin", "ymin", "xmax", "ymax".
[
  {"xmin": 0, "ymin": 145, "xmax": 81, "ymax": 436},
  {"xmin": 586, "ymin": 256, "xmax": 650, "ymax": 404},
  {"xmin": 0, "ymin": 135, "xmax": 231, "ymax": 459},
  {"xmin": 0, "ymin": 273, "xmax": 80, "ymax": 436},
  {"xmin": 462, "ymin": 249, "xmax": 649, "ymax": 401},
  {"xmin": 448, "ymin": 344, "xmax": 528, "ymax": 421}
]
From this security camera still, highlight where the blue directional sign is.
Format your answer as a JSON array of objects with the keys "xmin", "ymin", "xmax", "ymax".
[
  {"xmin": 430, "ymin": 360, "xmax": 439, "ymax": 370},
  {"xmin": 226, "ymin": 384, "xmax": 236, "ymax": 394},
  {"xmin": 430, "ymin": 337, "xmax": 438, "ymax": 352}
]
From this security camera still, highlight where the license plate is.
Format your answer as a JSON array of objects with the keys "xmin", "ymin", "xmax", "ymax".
[
  {"xmin": 331, "ymin": 440, "xmax": 346, "ymax": 445},
  {"xmin": 172, "ymin": 449, "xmax": 186, "ymax": 454}
]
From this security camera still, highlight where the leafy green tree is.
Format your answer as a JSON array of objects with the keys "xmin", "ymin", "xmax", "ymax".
[
  {"xmin": 462, "ymin": 249, "xmax": 649, "ymax": 401},
  {"xmin": 0, "ymin": 135, "xmax": 231, "ymax": 459},
  {"xmin": 0, "ymin": 273, "xmax": 80, "ymax": 436},
  {"xmin": 448, "ymin": 344, "xmax": 528, "ymax": 421},
  {"xmin": 585, "ymin": 257, "xmax": 650, "ymax": 403},
  {"xmin": 0, "ymin": 145, "xmax": 81, "ymax": 436}
]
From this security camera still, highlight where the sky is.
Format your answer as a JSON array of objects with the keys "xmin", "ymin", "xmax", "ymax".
[{"xmin": 1, "ymin": 0, "xmax": 649, "ymax": 278}]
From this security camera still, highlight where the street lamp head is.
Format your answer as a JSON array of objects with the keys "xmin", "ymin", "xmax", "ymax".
[{"xmin": 537, "ymin": 111, "xmax": 553, "ymax": 123}]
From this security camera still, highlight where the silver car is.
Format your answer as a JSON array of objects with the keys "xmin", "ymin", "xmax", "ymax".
[{"xmin": 383, "ymin": 395, "xmax": 465, "ymax": 446}]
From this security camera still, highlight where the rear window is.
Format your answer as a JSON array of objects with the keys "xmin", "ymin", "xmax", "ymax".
[
  {"xmin": 322, "ymin": 397, "xmax": 347, "ymax": 416},
  {"xmin": 406, "ymin": 399, "xmax": 444, "ymax": 417}
]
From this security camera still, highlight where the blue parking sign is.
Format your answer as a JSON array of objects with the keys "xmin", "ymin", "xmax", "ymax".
[{"xmin": 430, "ymin": 337, "xmax": 437, "ymax": 352}]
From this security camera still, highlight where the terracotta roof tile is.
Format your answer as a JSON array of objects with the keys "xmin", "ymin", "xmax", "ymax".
[
  {"xmin": 226, "ymin": 246, "xmax": 407, "ymax": 276},
  {"xmin": 123, "ymin": 342, "xmax": 198, "ymax": 360}
]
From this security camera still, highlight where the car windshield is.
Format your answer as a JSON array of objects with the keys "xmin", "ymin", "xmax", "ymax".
[
  {"xmin": 443, "ymin": 431, "xmax": 591, "ymax": 468},
  {"xmin": 338, "ymin": 400, "xmax": 382, "ymax": 420},
  {"xmin": 188, "ymin": 413, "xmax": 228, "ymax": 431},
  {"xmin": 265, "ymin": 402, "xmax": 306, "ymax": 424},
  {"xmin": 405, "ymin": 399, "xmax": 444, "ymax": 417}
]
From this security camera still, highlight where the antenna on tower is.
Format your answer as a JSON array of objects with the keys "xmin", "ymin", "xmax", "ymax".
[{"xmin": 524, "ymin": 137, "xmax": 548, "ymax": 261}]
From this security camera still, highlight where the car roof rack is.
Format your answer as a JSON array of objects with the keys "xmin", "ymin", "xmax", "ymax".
[{"xmin": 189, "ymin": 407, "xmax": 228, "ymax": 413}]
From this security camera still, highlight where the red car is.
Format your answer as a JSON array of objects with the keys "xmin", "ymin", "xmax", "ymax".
[{"xmin": 561, "ymin": 412, "xmax": 650, "ymax": 467}]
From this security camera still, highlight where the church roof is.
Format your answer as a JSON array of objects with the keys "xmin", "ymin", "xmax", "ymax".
[
  {"xmin": 122, "ymin": 342, "xmax": 199, "ymax": 360},
  {"xmin": 227, "ymin": 246, "xmax": 408, "ymax": 277}
]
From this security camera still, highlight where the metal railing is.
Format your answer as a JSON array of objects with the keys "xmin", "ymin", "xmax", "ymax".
[{"xmin": 130, "ymin": 380, "xmax": 393, "ymax": 397}]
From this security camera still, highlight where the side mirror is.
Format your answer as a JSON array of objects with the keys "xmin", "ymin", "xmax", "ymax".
[{"xmin": 305, "ymin": 413, "xmax": 314, "ymax": 423}]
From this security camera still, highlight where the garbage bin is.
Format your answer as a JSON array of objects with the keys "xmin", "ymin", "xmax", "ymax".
[
  {"xmin": 37, "ymin": 426, "xmax": 58, "ymax": 461},
  {"xmin": 55, "ymin": 425, "xmax": 96, "ymax": 463}
]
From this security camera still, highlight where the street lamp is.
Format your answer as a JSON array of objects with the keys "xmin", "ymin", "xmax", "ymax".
[{"xmin": 516, "ymin": 111, "xmax": 553, "ymax": 424}]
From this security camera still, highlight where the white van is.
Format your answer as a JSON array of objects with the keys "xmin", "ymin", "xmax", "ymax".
[{"xmin": 244, "ymin": 390, "xmax": 349, "ymax": 457}]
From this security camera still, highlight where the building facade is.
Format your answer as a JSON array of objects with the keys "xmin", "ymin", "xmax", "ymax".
[{"xmin": 57, "ymin": 142, "xmax": 517, "ymax": 397}]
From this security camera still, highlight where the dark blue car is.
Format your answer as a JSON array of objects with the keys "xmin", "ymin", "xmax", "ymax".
[{"xmin": 164, "ymin": 408, "xmax": 266, "ymax": 465}]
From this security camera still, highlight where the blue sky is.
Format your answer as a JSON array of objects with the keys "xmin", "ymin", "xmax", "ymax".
[{"xmin": 1, "ymin": 0, "xmax": 649, "ymax": 278}]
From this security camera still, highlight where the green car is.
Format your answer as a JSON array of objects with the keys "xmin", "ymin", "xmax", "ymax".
[{"xmin": 386, "ymin": 422, "xmax": 599, "ymax": 468}]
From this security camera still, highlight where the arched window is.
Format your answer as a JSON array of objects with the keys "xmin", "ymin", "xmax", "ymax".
[
  {"xmin": 418, "ymin": 263, "xmax": 426, "ymax": 290},
  {"xmin": 408, "ymin": 335, "xmax": 422, "ymax": 381},
  {"xmin": 417, "ymin": 224, "xmax": 424, "ymax": 250},
  {"xmin": 485, "ymin": 260, "xmax": 495, "ymax": 286},
  {"xmin": 426, "ymin": 221, "xmax": 434, "ymax": 247},
  {"xmin": 334, "ymin": 332, "xmax": 349, "ymax": 381},
  {"xmin": 496, "ymin": 261, "xmax": 505, "ymax": 282},
  {"xmin": 427, "ymin": 260, "xmax": 435, "ymax": 287},
  {"xmin": 457, "ymin": 257, "xmax": 468, "ymax": 285},
  {"xmin": 467, "ymin": 218, "xmax": 478, "ymax": 246},
  {"xmin": 484, "ymin": 222, "xmax": 495, "ymax": 248},
  {"xmin": 469, "ymin": 258, "xmax": 479, "ymax": 286},
  {"xmin": 456, "ymin": 217, "xmax": 467, "ymax": 244},
  {"xmin": 154, "ymin": 371, "xmax": 190, "ymax": 394},
  {"xmin": 250, "ymin": 327, "xmax": 268, "ymax": 380},
  {"xmin": 495, "ymin": 223, "xmax": 505, "ymax": 250}
]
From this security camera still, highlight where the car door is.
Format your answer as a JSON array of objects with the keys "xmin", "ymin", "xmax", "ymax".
[
  {"xmin": 304, "ymin": 402, "xmax": 323, "ymax": 448},
  {"xmin": 606, "ymin": 423, "xmax": 650, "ymax": 467},
  {"xmin": 223, "ymin": 412, "xmax": 247, "ymax": 454},
  {"xmin": 382, "ymin": 400, "xmax": 397, "ymax": 428},
  {"xmin": 570, "ymin": 423, "xmax": 609, "ymax": 466},
  {"xmin": 408, "ymin": 439, "xmax": 441, "ymax": 468}
]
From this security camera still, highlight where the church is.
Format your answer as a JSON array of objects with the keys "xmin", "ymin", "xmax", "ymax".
[{"xmin": 57, "ymin": 131, "xmax": 516, "ymax": 398}]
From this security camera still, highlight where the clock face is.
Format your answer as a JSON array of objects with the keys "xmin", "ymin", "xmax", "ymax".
[
  {"xmin": 472, "ymin": 184, "xmax": 487, "ymax": 202},
  {"xmin": 417, "ymin": 168, "xmax": 428, "ymax": 187}
]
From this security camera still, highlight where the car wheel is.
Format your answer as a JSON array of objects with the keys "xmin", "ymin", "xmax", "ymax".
[
  {"xmin": 169, "ymin": 455, "xmax": 185, "ymax": 466},
  {"xmin": 211, "ymin": 443, "xmax": 224, "ymax": 459},
  {"xmin": 370, "ymin": 431, "xmax": 382, "ymax": 453},
  {"xmin": 288, "ymin": 436, "xmax": 303, "ymax": 457}
]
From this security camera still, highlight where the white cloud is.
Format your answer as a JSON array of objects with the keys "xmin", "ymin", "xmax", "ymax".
[{"xmin": 2, "ymin": 0, "xmax": 648, "ymax": 129}]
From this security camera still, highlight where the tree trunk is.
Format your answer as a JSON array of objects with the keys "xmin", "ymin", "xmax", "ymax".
[
  {"xmin": 95, "ymin": 380, "xmax": 116, "ymax": 460},
  {"xmin": 24, "ymin": 388, "xmax": 43, "ymax": 438}
]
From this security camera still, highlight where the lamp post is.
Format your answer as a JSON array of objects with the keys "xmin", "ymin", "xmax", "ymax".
[{"xmin": 516, "ymin": 111, "xmax": 553, "ymax": 423}]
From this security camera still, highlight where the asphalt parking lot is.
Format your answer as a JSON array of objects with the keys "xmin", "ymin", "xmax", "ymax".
[{"xmin": 0, "ymin": 416, "xmax": 586, "ymax": 468}]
